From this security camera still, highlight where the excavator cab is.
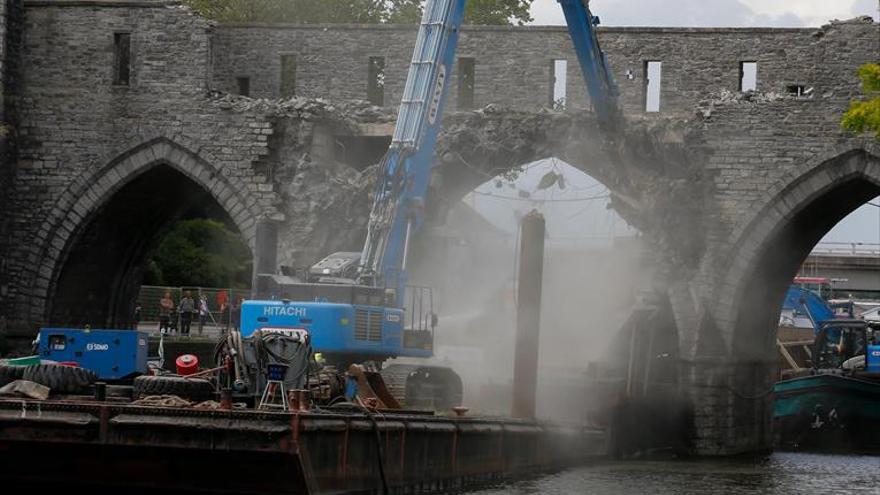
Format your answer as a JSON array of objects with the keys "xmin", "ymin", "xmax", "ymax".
[{"xmin": 813, "ymin": 320, "xmax": 868, "ymax": 371}]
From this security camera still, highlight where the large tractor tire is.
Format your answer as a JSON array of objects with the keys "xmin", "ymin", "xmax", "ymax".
[
  {"xmin": 0, "ymin": 365, "xmax": 25, "ymax": 388},
  {"xmin": 22, "ymin": 364, "xmax": 97, "ymax": 394},
  {"xmin": 133, "ymin": 375, "xmax": 214, "ymax": 402}
]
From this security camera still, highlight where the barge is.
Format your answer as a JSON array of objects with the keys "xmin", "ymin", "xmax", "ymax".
[{"xmin": 0, "ymin": 396, "xmax": 605, "ymax": 494}]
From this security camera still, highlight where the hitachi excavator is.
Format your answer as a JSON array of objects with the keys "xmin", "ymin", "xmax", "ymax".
[{"xmin": 225, "ymin": 0, "xmax": 621, "ymax": 410}]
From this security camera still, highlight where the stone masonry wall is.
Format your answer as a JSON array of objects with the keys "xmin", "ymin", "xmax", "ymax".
[
  {"xmin": 0, "ymin": 0, "xmax": 10, "ymax": 340},
  {"xmin": 669, "ymin": 18, "xmax": 879, "ymax": 455},
  {"xmin": 0, "ymin": 0, "xmax": 23, "ymax": 343},
  {"xmin": 212, "ymin": 23, "xmax": 819, "ymax": 116},
  {"xmin": 4, "ymin": 1, "xmax": 283, "ymax": 332}
]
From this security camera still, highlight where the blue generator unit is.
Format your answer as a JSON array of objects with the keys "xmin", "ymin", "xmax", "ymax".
[
  {"xmin": 868, "ymin": 345, "xmax": 880, "ymax": 373},
  {"xmin": 37, "ymin": 328, "xmax": 149, "ymax": 380}
]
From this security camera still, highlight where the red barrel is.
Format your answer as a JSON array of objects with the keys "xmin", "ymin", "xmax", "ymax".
[{"xmin": 175, "ymin": 354, "xmax": 199, "ymax": 376}]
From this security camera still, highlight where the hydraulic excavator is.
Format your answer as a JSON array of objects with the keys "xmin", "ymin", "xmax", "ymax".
[{"xmin": 228, "ymin": 0, "xmax": 621, "ymax": 409}]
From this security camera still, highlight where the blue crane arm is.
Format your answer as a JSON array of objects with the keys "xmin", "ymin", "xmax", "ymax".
[
  {"xmin": 782, "ymin": 286, "xmax": 836, "ymax": 330},
  {"xmin": 558, "ymin": 0, "xmax": 620, "ymax": 125},
  {"xmin": 781, "ymin": 286, "xmax": 853, "ymax": 331},
  {"xmin": 358, "ymin": 0, "xmax": 467, "ymax": 305}
]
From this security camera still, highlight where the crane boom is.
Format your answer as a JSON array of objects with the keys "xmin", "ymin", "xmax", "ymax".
[
  {"xmin": 358, "ymin": 0, "xmax": 467, "ymax": 305},
  {"xmin": 558, "ymin": 0, "xmax": 620, "ymax": 125}
]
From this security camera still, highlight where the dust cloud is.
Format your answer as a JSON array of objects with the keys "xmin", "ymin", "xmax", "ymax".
[{"xmin": 406, "ymin": 165, "xmax": 649, "ymax": 424}]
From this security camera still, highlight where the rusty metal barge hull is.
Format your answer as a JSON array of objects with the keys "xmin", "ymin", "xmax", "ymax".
[{"xmin": 0, "ymin": 398, "xmax": 605, "ymax": 494}]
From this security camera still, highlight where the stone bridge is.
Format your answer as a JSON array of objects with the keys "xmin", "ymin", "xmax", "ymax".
[{"xmin": 0, "ymin": 0, "xmax": 878, "ymax": 456}]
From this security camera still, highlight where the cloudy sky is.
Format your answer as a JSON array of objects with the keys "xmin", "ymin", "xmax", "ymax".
[{"xmin": 529, "ymin": 0, "xmax": 878, "ymax": 27}]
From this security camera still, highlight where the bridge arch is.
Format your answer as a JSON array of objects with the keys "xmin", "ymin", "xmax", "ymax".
[
  {"xmin": 716, "ymin": 145, "xmax": 880, "ymax": 358},
  {"xmin": 25, "ymin": 137, "xmax": 265, "ymax": 328},
  {"xmin": 433, "ymin": 110, "xmax": 616, "ymax": 219}
]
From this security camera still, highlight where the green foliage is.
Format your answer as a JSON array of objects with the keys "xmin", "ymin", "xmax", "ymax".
[
  {"xmin": 464, "ymin": 0, "xmax": 532, "ymax": 25},
  {"xmin": 385, "ymin": 0, "xmax": 423, "ymax": 23},
  {"xmin": 184, "ymin": 0, "xmax": 534, "ymax": 25},
  {"xmin": 185, "ymin": 0, "xmax": 387, "ymax": 23},
  {"xmin": 144, "ymin": 219, "xmax": 252, "ymax": 289},
  {"xmin": 858, "ymin": 63, "xmax": 880, "ymax": 93},
  {"xmin": 842, "ymin": 63, "xmax": 880, "ymax": 139}
]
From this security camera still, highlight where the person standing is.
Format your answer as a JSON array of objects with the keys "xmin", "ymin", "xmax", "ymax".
[
  {"xmin": 198, "ymin": 294, "xmax": 209, "ymax": 335},
  {"xmin": 159, "ymin": 291, "xmax": 174, "ymax": 335},
  {"xmin": 216, "ymin": 290, "xmax": 229, "ymax": 327},
  {"xmin": 179, "ymin": 290, "xmax": 195, "ymax": 337},
  {"xmin": 230, "ymin": 296, "xmax": 242, "ymax": 331},
  {"xmin": 133, "ymin": 302, "xmax": 142, "ymax": 330}
]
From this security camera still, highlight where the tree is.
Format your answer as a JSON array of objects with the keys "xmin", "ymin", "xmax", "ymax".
[
  {"xmin": 184, "ymin": 0, "xmax": 534, "ymax": 25},
  {"xmin": 464, "ymin": 0, "xmax": 533, "ymax": 26},
  {"xmin": 185, "ymin": 0, "xmax": 387, "ymax": 23},
  {"xmin": 842, "ymin": 63, "xmax": 880, "ymax": 139},
  {"xmin": 144, "ymin": 218, "xmax": 252, "ymax": 289}
]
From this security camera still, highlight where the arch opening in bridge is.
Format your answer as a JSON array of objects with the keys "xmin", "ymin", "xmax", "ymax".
[
  {"xmin": 728, "ymin": 149, "xmax": 880, "ymax": 361},
  {"xmin": 412, "ymin": 157, "xmax": 643, "ymax": 421},
  {"xmin": 34, "ymin": 139, "xmax": 263, "ymax": 331},
  {"xmin": 48, "ymin": 164, "xmax": 252, "ymax": 329}
]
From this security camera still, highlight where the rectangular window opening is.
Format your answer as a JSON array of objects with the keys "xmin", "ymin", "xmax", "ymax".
[
  {"xmin": 787, "ymin": 84, "xmax": 806, "ymax": 97},
  {"xmin": 367, "ymin": 56, "xmax": 385, "ymax": 106},
  {"xmin": 458, "ymin": 57, "xmax": 475, "ymax": 110},
  {"xmin": 549, "ymin": 59, "xmax": 568, "ymax": 110},
  {"xmin": 644, "ymin": 61, "xmax": 662, "ymax": 113},
  {"xmin": 739, "ymin": 62, "xmax": 757, "ymax": 92},
  {"xmin": 280, "ymin": 54, "xmax": 297, "ymax": 98},
  {"xmin": 113, "ymin": 32, "xmax": 131, "ymax": 86},
  {"xmin": 237, "ymin": 76, "xmax": 251, "ymax": 97}
]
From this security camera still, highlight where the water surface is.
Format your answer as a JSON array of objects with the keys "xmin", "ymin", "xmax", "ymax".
[{"xmin": 466, "ymin": 453, "xmax": 880, "ymax": 494}]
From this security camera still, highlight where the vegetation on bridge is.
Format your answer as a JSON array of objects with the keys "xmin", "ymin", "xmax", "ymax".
[
  {"xmin": 144, "ymin": 219, "xmax": 252, "ymax": 289},
  {"xmin": 184, "ymin": 0, "xmax": 534, "ymax": 25},
  {"xmin": 842, "ymin": 63, "xmax": 880, "ymax": 139}
]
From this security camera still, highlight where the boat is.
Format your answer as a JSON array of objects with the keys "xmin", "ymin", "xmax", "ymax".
[{"xmin": 773, "ymin": 319, "xmax": 880, "ymax": 452}]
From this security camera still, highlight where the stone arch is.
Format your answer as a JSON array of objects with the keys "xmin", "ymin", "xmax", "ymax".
[
  {"xmin": 23, "ymin": 137, "xmax": 265, "ymax": 328},
  {"xmin": 433, "ymin": 111, "xmax": 615, "ymax": 212},
  {"xmin": 715, "ymin": 146, "xmax": 880, "ymax": 358}
]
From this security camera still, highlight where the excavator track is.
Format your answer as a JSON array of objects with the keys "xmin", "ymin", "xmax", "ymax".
[
  {"xmin": 380, "ymin": 364, "xmax": 420, "ymax": 407},
  {"xmin": 381, "ymin": 363, "xmax": 463, "ymax": 412}
]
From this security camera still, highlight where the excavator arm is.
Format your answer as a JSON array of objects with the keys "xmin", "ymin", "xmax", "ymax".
[{"xmin": 358, "ymin": 1, "xmax": 467, "ymax": 305}]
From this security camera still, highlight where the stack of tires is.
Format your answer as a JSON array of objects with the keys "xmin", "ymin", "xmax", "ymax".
[
  {"xmin": 0, "ymin": 363, "xmax": 214, "ymax": 401},
  {"xmin": 0, "ymin": 363, "xmax": 97, "ymax": 394}
]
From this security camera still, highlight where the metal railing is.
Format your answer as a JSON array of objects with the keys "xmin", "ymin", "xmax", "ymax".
[
  {"xmin": 134, "ymin": 285, "xmax": 250, "ymax": 335},
  {"xmin": 810, "ymin": 242, "xmax": 880, "ymax": 257}
]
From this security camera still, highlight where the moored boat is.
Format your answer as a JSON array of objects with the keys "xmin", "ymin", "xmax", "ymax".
[{"xmin": 774, "ymin": 319, "xmax": 880, "ymax": 452}]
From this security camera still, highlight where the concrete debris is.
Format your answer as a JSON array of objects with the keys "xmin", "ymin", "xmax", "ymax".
[
  {"xmin": 209, "ymin": 92, "xmax": 397, "ymax": 123},
  {"xmin": 696, "ymin": 89, "xmax": 809, "ymax": 119},
  {"xmin": 0, "ymin": 380, "xmax": 50, "ymax": 400}
]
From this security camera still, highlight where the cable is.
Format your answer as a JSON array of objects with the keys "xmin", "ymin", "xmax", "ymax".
[{"xmin": 471, "ymin": 190, "xmax": 611, "ymax": 203}]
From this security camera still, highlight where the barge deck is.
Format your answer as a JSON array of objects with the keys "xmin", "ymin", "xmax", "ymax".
[{"xmin": 0, "ymin": 397, "xmax": 605, "ymax": 494}]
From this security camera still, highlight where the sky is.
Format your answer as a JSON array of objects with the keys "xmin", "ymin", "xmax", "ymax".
[
  {"xmin": 465, "ymin": 160, "xmax": 634, "ymax": 247},
  {"xmin": 529, "ymin": 0, "xmax": 879, "ymax": 27}
]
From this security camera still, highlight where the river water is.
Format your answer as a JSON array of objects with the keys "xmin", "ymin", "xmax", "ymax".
[{"xmin": 464, "ymin": 453, "xmax": 880, "ymax": 494}]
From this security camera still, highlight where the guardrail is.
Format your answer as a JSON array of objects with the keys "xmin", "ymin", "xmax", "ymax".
[{"xmin": 810, "ymin": 242, "xmax": 880, "ymax": 257}]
